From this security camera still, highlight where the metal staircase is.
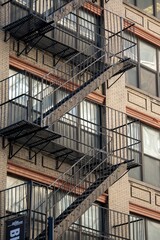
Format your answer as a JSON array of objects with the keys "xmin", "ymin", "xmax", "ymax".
[
  {"xmin": 40, "ymin": 45, "xmax": 133, "ymax": 126},
  {"xmin": 0, "ymin": 181, "xmax": 144, "ymax": 240},
  {"xmin": 0, "ymin": 1, "xmax": 141, "ymax": 239},
  {"xmin": 1, "ymin": 0, "xmax": 92, "ymax": 23}
]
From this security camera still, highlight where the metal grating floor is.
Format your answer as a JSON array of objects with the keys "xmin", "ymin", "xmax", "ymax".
[{"xmin": 0, "ymin": 120, "xmax": 84, "ymax": 163}]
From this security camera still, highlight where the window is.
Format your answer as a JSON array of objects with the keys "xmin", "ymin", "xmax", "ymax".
[
  {"xmin": 130, "ymin": 215, "xmax": 160, "ymax": 240},
  {"xmin": 9, "ymin": 68, "xmax": 101, "ymax": 154},
  {"xmin": 128, "ymin": 0, "xmax": 160, "ymax": 19},
  {"xmin": 129, "ymin": 122, "xmax": 160, "ymax": 188},
  {"xmin": 126, "ymin": 38, "xmax": 160, "ymax": 97},
  {"xmin": 58, "ymin": 8, "xmax": 97, "ymax": 42},
  {"xmin": 55, "ymin": 191, "xmax": 102, "ymax": 239},
  {"xmin": 56, "ymin": 99, "xmax": 101, "ymax": 153}
]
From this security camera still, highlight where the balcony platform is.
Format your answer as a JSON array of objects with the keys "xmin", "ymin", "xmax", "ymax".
[
  {"xmin": 0, "ymin": 120, "xmax": 84, "ymax": 164},
  {"xmin": 3, "ymin": 12, "xmax": 106, "ymax": 74}
]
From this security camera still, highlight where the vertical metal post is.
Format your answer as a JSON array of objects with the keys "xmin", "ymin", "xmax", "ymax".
[
  {"xmin": 27, "ymin": 181, "xmax": 33, "ymax": 240},
  {"xmin": 120, "ymin": 16, "xmax": 124, "ymax": 59},
  {"xmin": 48, "ymin": 217, "xmax": 54, "ymax": 240},
  {"xmin": 29, "ymin": 0, "xmax": 33, "ymax": 13},
  {"xmin": 128, "ymin": 214, "xmax": 131, "ymax": 240},
  {"xmin": 28, "ymin": 74, "xmax": 33, "ymax": 123},
  {"xmin": 45, "ymin": 186, "xmax": 48, "ymax": 240}
]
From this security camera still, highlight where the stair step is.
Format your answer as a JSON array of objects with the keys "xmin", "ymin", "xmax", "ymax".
[{"xmin": 54, "ymin": 163, "xmax": 119, "ymax": 227}]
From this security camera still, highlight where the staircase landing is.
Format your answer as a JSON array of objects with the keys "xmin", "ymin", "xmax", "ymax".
[{"xmin": 0, "ymin": 120, "xmax": 84, "ymax": 162}]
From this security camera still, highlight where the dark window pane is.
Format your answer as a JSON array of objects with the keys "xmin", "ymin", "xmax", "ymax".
[
  {"xmin": 125, "ymin": 67, "xmax": 138, "ymax": 87},
  {"xmin": 140, "ymin": 67, "xmax": 156, "ymax": 95},
  {"xmin": 136, "ymin": 0, "xmax": 154, "ymax": 15},
  {"xmin": 143, "ymin": 155, "xmax": 160, "ymax": 187}
]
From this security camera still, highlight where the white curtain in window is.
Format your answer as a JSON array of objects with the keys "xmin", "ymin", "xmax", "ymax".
[
  {"xmin": 6, "ymin": 176, "xmax": 27, "ymax": 213},
  {"xmin": 147, "ymin": 220, "xmax": 160, "ymax": 240},
  {"xmin": 81, "ymin": 205, "xmax": 100, "ymax": 232},
  {"xmin": 143, "ymin": 126, "xmax": 160, "ymax": 159},
  {"xmin": 79, "ymin": 10, "xmax": 95, "ymax": 41},
  {"xmin": 140, "ymin": 41, "xmax": 157, "ymax": 70}
]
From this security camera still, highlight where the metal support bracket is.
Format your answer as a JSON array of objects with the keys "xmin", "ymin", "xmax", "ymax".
[
  {"xmin": 55, "ymin": 150, "xmax": 73, "ymax": 170},
  {"xmin": 8, "ymin": 132, "xmax": 37, "ymax": 159}
]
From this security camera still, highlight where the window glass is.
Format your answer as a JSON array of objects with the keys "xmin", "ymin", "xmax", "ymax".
[
  {"xmin": 129, "ymin": 166, "xmax": 141, "ymax": 180},
  {"xmin": 42, "ymin": 83, "xmax": 54, "ymax": 112},
  {"xmin": 79, "ymin": 10, "xmax": 96, "ymax": 41},
  {"xmin": 143, "ymin": 126, "xmax": 160, "ymax": 159},
  {"xmin": 124, "ymin": 33, "xmax": 137, "ymax": 61},
  {"xmin": 80, "ymin": 101, "xmax": 100, "ymax": 152},
  {"xmin": 130, "ymin": 215, "xmax": 145, "ymax": 240},
  {"xmin": 128, "ymin": 122, "xmax": 160, "ymax": 188},
  {"xmin": 80, "ymin": 100, "xmax": 99, "ymax": 131},
  {"xmin": 125, "ymin": 39, "xmax": 159, "ymax": 97},
  {"xmin": 81, "ymin": 205, "xmax": 100, "ymax": 232},
  {"xmin": 156, "ymin": 0, "xmax": 160, "ymax": 18},
  {"xmin": 9, "ymin": 69, "xmax": 29, "ymax": 104},
  {"xmin": 143, "ymin": 155, "xmax": 160, "ymax": 187},
  {"xmin": 58, "ymin": 9, "xmax": 96, "ymax": 41},
  {"xmin": 147, "ymin": 219, "xmax": 160, "ymax": 240},
  {"xmin": 6, "ymin": 176, "xmax": 27, "ymax": 213},
  {"xmin": 15, "ymin": 0, "xmax": 29, "ymax": 7},
  {"xmin": 140, "ymin": 67, "xmax": 156, "ymax": 96},
  {"xmin": 136, "ymin": 0, "xmax": 154, "ymax": 15},
  {"xmin": 58, "ymin": 12, "xmax": 77, "ymax": 32},
  {"xmin": 125, "ymin": 67, "xmax": 138, "ymax": 87},
  {"xmin": 128, "ymin": 0, "xmax": 160, "ymax": 19},
  {"xmin": 130, "ymin": 215, "xmax": 160, "ymax": 240},
  {"xmin": 139, "ymin": 41, "xmax": 157, "ymax": 70},
  {"xmin": 128, "ymin": 0, "xmax": 135, "ymax": 4}
]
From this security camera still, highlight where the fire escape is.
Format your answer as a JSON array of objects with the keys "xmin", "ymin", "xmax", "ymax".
[{"xmin": 0, "ymin": 0, "xmax": 143, "ymax": 239}]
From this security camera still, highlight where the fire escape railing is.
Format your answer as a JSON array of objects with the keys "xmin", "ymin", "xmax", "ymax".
[
  {"xmin": 0, "ymin": 77, "xmax": 141, "ymax": 166},
  {"xmin": 0, "ymin": 181, "xmax": 145, "ymax": 240},
  {"xmin": 0, "ymin": 2, "xmax": 137, "ymax": 128},
  {"xmin": 1, "ymin": 0, "xmax": 92, "ymax": 24},
  {"xmin": 1, "ymin": 0, "xmax": 136, "ymax": 61},
  {"xmin": 0, "ymin": 1, "xmax": 142, "ymax": 239}
]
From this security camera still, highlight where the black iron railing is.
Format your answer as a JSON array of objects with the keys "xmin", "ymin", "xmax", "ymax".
[{"xmin": 0, "ymin": 181, "xmax": 145, "ymax": 239}]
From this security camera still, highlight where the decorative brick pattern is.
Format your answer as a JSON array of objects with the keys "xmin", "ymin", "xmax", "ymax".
[
  {"xmin": 131, "ymin": 185, "xmax": 151, "ymax": 203},
  {"xmin": 147, "ymin": 20, "xmax": 160, "ymax": 36},
  {"xmin": 127, "ymin": 91, "xmax": 147, "ymax": 109},
  {"xmin": 125, "ymin": 8, "xmax": 144, "ymax": 26}
]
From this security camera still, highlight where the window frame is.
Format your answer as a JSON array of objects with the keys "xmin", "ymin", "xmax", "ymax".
[
  {"xmin": 130, "ymin": 214, "xmax": 160, "ymax": 240},
  {"xmin": 127, "ymin": 0, "xmax": 160, "ymax": 19},
  {"xmin": 125, "ymin": 37, "xmax": 160, "ymax": 97},
  {"xmin": 129, "ymin": 120, "xmax": 160, "ymax": 188}
]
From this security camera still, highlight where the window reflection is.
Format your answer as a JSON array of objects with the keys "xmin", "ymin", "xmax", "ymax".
[
  {"xmin": 139, "ymin": 41, "xmax": 157, "ymax": 70},
  {"xmin": 140, "ymin": 67, "xmax": 156, "ymax": 95},
  {"xmin": 128, "ymin": 120, "xmax": 160, "ymax": 188},
  {"xmin": 137, "ymin": 0, "xmax": 154, "ymax": 15},
  {"xmin": 125, "ymin": 38, "xmax": 159, "ymax": 97},
  {"xmin": 125, "ymin": 66, "xmax": 138, "ymax": 87},
  {"xmin": 128, "ymin": 0, "xmax": 160, "ymax": 19}
]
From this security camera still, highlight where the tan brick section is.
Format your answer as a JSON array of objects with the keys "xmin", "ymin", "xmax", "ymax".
[
  {"xmin": 0, "ymin": 31, "xmax": 10, "ymax": 239},
  {"xmin": 0, "ymin": 140, "xmax": 8, "ymax": 239}
]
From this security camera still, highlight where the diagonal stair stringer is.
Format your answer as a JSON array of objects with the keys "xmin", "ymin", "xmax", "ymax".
[
  {"xmin": 43, "ymin": 59, "xmax": 131, "ymax": 127},
  {"xmin": 54, "ymin": 163, "xmax": 127, "ymax": 239}
]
